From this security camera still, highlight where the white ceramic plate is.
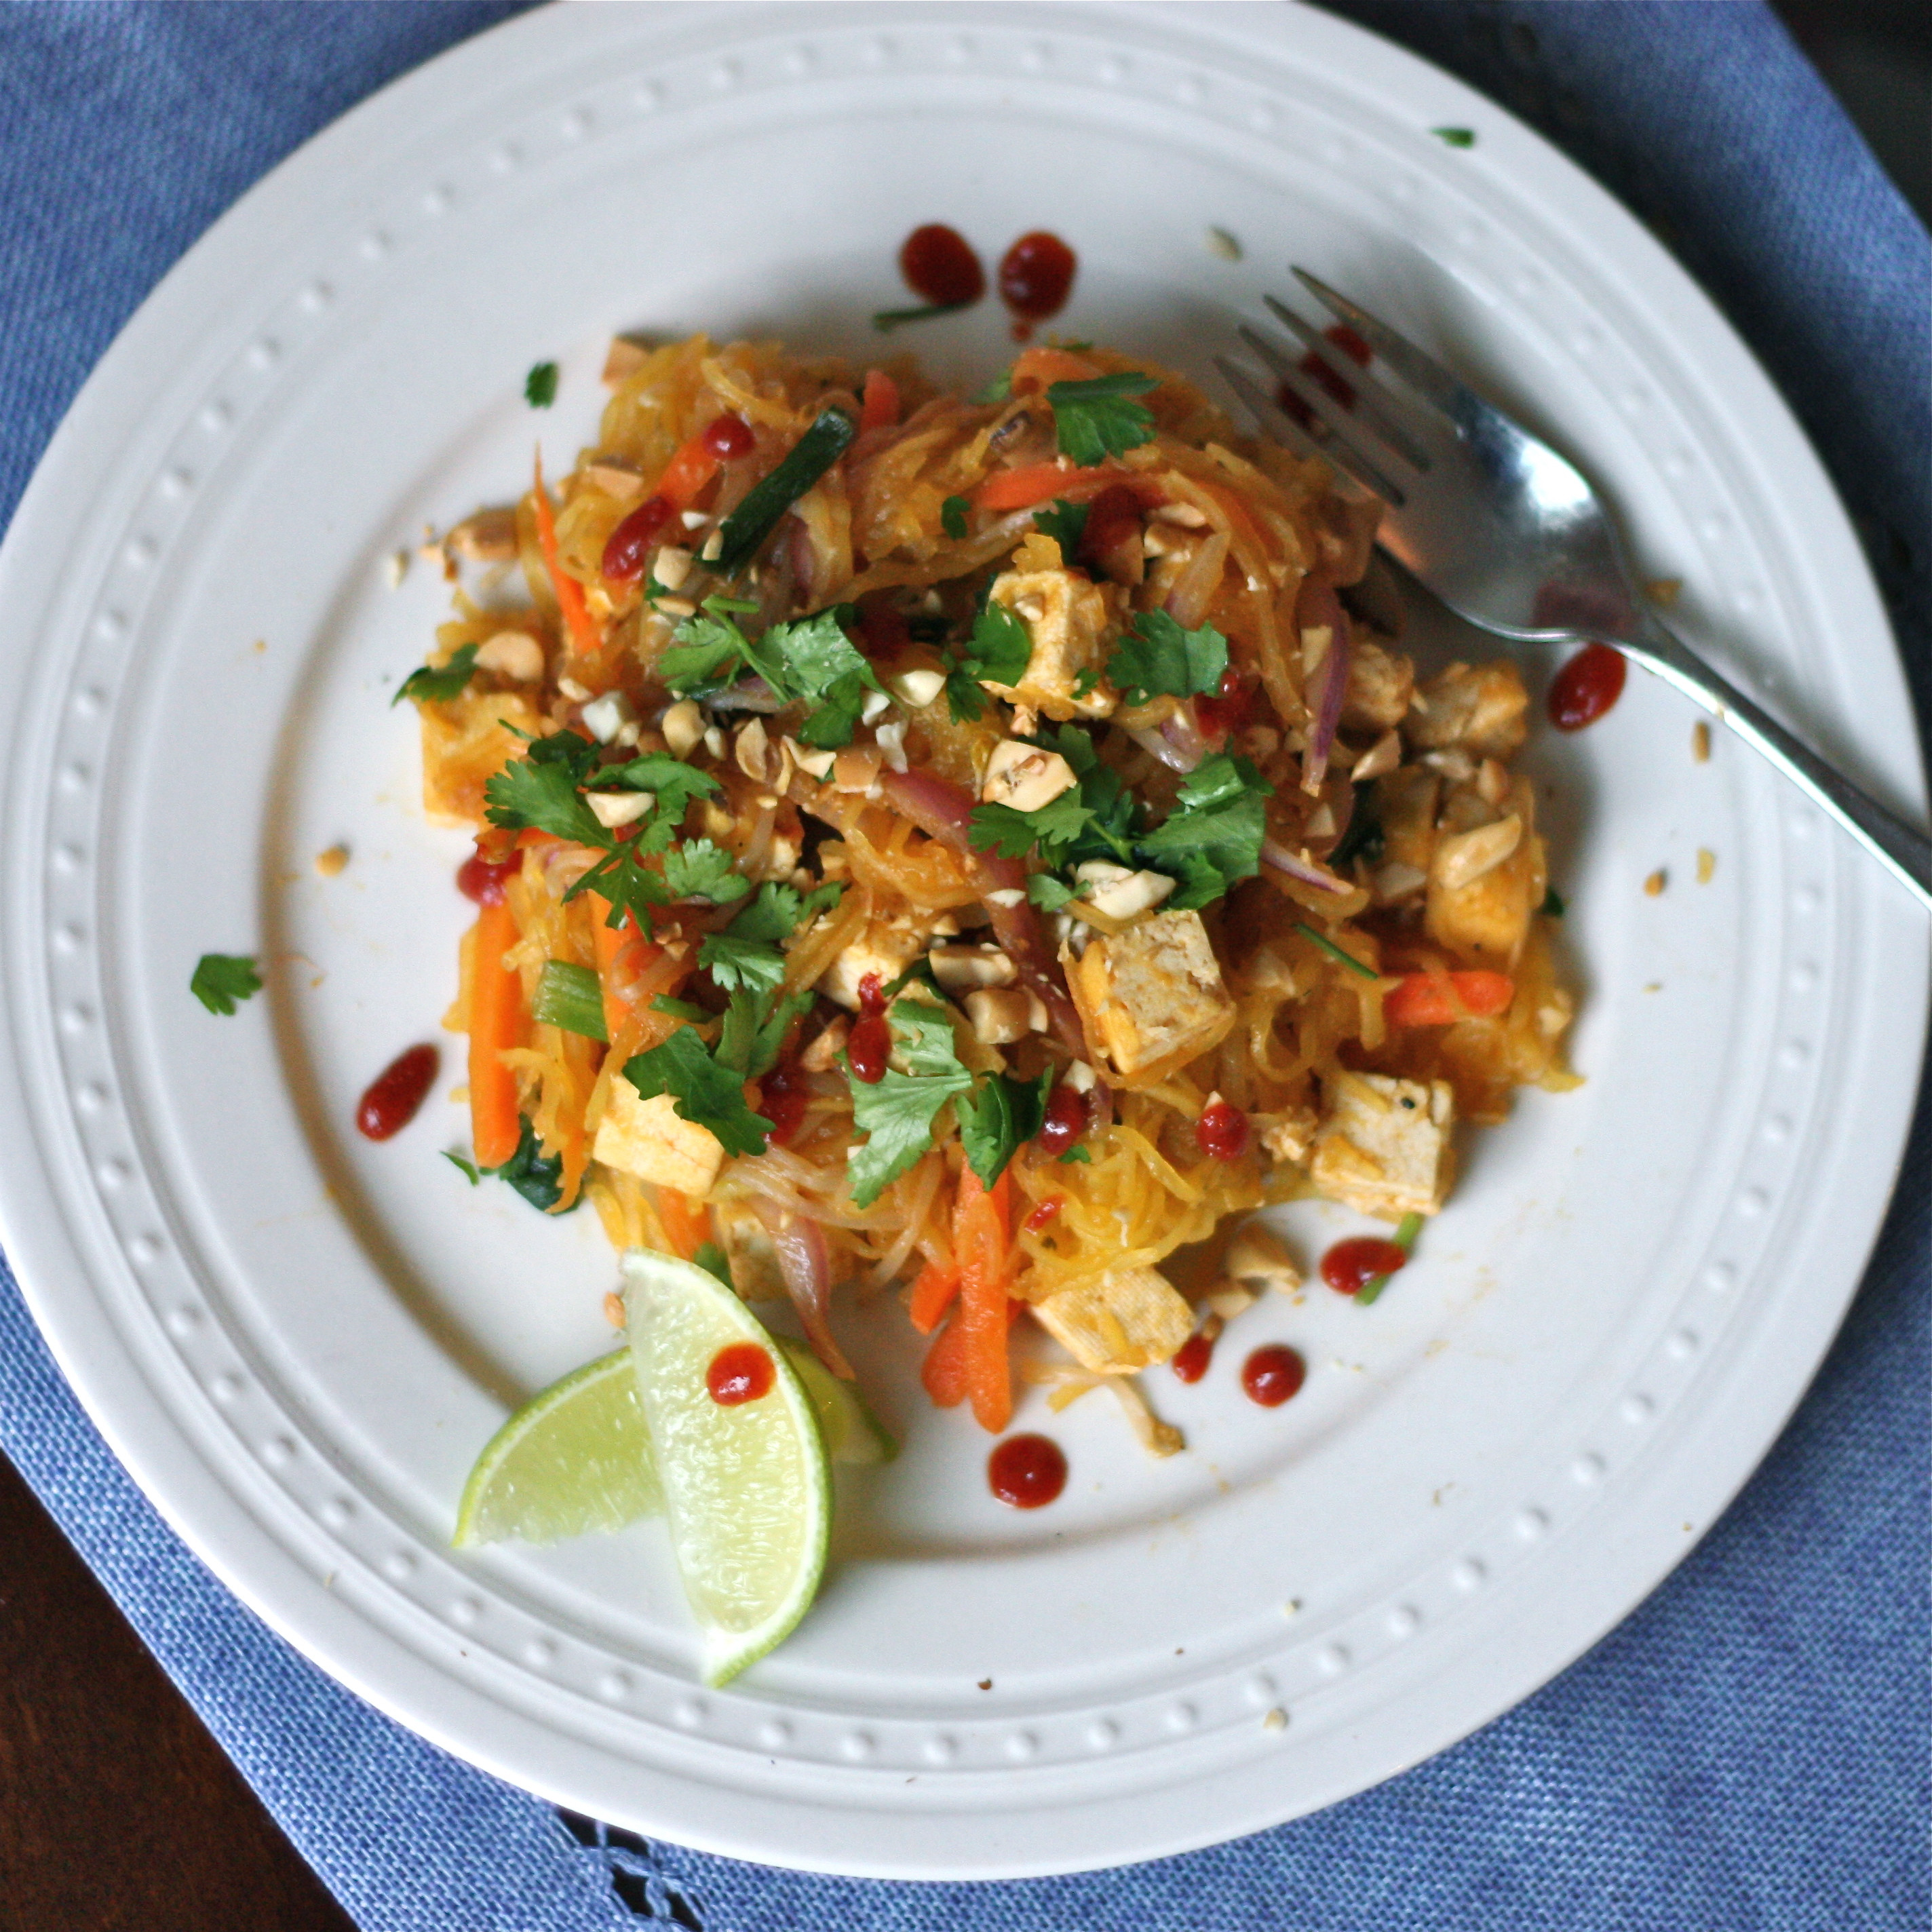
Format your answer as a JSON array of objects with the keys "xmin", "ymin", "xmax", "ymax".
[{"xmin": 0, "ymin": 0, "xmax": 1922, "ymax": 1880}]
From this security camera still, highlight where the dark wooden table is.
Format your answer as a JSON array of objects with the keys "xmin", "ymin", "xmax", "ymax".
[{"xmin": 0, "ymin": 1452, "xmax": 353, "ymax": 1929}]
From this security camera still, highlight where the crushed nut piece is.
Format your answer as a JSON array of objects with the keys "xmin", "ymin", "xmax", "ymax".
[
  {"xmin": 1697, "ymin": 848, "xmax": 1716, "ymax": 884},
  {"xmin": 313, "ymin": 844, "xmax": 349, "ymax": 878},
  {"xmin": 1692, "ymin": 720, "xmax": 1712, "ymax": 763},
  {"xmin": 1644, "ymin": 868, "xmax": 1667, "ymax": 897}
]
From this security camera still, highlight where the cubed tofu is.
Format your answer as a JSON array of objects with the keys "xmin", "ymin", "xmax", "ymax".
[
  {"xmin": 984, "ymin": 566, "xmax": 1117, "ymax": 720},
  {"xmin": 1032, "ymin": 1266, "xmax": 1194, "ymax": 1374},
  {"xmin": 1340, "ymin": 636, "xmax": 1415, "ymax": 732},
  {"xmin": 1407, "ymin": 660, "xmax": 1529, "ymax": 760},
  {"xmin": 816, "ymin": 919, "xmax": 931, "ymax": 1009},
  {"xmin": 1067, "ymin": 909, "xmax": 1235, "ymax": 1080},
  {"xmin": 592, "ymin": 1082, "xmax": 724, "ymax": 1197},
  {"xmin": 1309, "ymin": 1073, "xmax": 1456, "ymax": 1220},
  {"xmin": 419, "ymin": 689, "xmax": 545, "ymax": 826},
  {"xmin": 1425, "ymin": 776, "xmax": 1544, "ymax": 967}
]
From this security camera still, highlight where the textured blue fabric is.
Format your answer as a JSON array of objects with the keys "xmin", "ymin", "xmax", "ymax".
[{"xmin": 0, "ymin": 4, "xmax": 1925, "ymax": 1929}]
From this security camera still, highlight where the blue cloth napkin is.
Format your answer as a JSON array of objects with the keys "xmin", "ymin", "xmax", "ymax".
[{"xmin": 1, "ymin": 4, "xmax": 1925, "ymax": 1927}]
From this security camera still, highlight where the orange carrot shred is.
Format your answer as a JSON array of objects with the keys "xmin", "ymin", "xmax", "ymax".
[
  {"xmin": 531, "ymin": 454, "xmax": 601, "ymax": 657},
  {"xmin": 467, "ymin": 897, "xmax": 525, "ymax": 1170}
]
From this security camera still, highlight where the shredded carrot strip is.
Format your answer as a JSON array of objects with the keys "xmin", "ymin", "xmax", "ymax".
[
  {"xmin": 1385, "ymin": 969, "xmax": 1514, "ymax": 1027},
  {"xmin": 908, "ymin": 1257, "xmax": 962, "ymax": 1335},
  {"xmin": 655, "ymin": 1188, "xmax": 711, "ymax": 1259},
  {"xmin": 973, "ymin": 461, "xmax": 1122, "ymax": 513},
  {"xmin": 954, "ymin": 1167, "xmax": 1014, "ymax": 1433},
  {"xmin": 1010, "ymin": 347, "xmax": 1102, "ymax": 392},
  {"xmin": 655, "ymin": 429, "xmax": 722, "ymax": 511},
  {"xmin": 859, "ymin": 369, "xmax": 901, "ymax": 433},
  {"xmin": 467, "ymin": 897, "xmax": 525, "ymax": 1169},
  {"xmin": 921, "ymin": 1310, "xmax": 970, "ymax": 1408},
  {"xmin": 531, "ymin": 454, "xmax": 600, "ymax": 657}
]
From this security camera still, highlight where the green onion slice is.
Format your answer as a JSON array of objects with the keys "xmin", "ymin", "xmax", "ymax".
[
  {"xmin": 1294, "ymin": 921, "xmax": 1378, "ymax": 980},
  {"xmin": 533, "ymin": 960, "xmax": 607, "ymax": 1042},
  {"xmin": 709, "ymin": 407, "xmax": 855, "ymax": 578},
  {"xmin": 1355, "ymin": 1210, "xmax": 1424, "ymax": 1307}
]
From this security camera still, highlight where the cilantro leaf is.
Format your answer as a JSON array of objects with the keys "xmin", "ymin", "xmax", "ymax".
[
  {"xmin": 973, "ymin": 368, "xmax": 1013, "ymax": 405},
  {"xmin": 1031, "ymin": 497, "xmax": 1089, "ymax": 555},
  {"xmin": 1071, "ymin": 667, "xmax": 1102, "ymax": 700},
  {"xmin": 485, "ymin": 754, "xmax": 607, "ymax": 847},
  {"xmin": 566, "ymin": 842, "xmax": 670, "ymax": 929},
  {"xmin": 1026, "ymin": 873, "xmax": 1077, "ymax": 910},
  {"xmin": 945, "ymin": 667, "xmax": 989, "ymax": 723},
  {"xmin": 846, "ymin": 997, "xmax": 974, "ymax": 1208},
  {"xmin": 1045, "ymin": 371, "xmax": 1159, "ymax": 466},
  {"xmin": 660, "ymin": 838, "xmax": 750, "ymax": 904},
  {"xmin": 1136, "ymin": 752, "xmax": 1273, "ymax": 908},
  {"xmin": 699, "ymin": 932, "xmax": 788, "ymax": 997},
  {"xmin": 659, "ymin": 606, "xmax": 754, "ymax": 696},
  {"xmin": 968, "ymin": 788, "xmax": 1093, "ymax": 864},
  {"xmin": 1105, "ymin": 609, "xmax": 1230, "ymax": 706},
  {"xmin": 940, "ymin": 495, "xmax": 970, "ymax": 539},
  {"xmin": 191, "ymin": 953, "xmax": 261, "ymax": 1016},
  {"xmin": 596, "ymin": 751, "xmax": 722, "ymax": 817},
  {"xmin": 959, "ymin": 1069, "xmax": 1053, "ymax": 1190},
  {"xmin": 766, "ymin": 606, "xmax": 879, "ymax": 704},
  {"xmin": 524, "ymin": 361, "xmax": 559, "ymax": 407},
  {"xmin": 794, "ymin": 672, "xmax": 871, "ymax": 750},
  {"xmin": 622, "ymin": 1028, "xmax": 772, "ymax": 1157},
  {"xmin": 694, "ymin": 1241, "xmax": 735, "ymax": 1290},
  {"xmin": 717, "ymin": 986, "xmax": 811, "ymax": 1079},
  {"xmin": 963, "ymin": 598, "xmax": 1034, "ymax": 688},
  {"xmin": 442, "ymin": 1151, "xmax": 481, "ymax": 1184},
  {"xmin": 484, "ymin": 1115, "xmax": 577, "ymax": 1211},
  {"xmin": 1431, "ymin": 125, "xmax": 1476, "ymax": 147},
  {"xmin": 393, "ymin": 642, "xmax": 479, "ymax": 708}
]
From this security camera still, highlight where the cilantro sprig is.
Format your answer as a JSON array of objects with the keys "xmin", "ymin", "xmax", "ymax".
[
  {"xmin": 1105, "ymin": 610, "xmax": 1229, "ymax": 706},
  {"xmin": 621, "ymin": 1028, "xmax": 773, "ymax": 1159},
  {"xmin": 524, "ymin": 361, "xmax": 559, "ymax": 407},
  {"xmin": 1031, "ymin": 497, "xmax": 1089, "ymax": 556},
  {"xmin": 394, "ymin": 642, "xmax": 479, "ymax": 708},
  {"xmin": 943, "ymin": 598, "xmax": 1035, "ymax": 722},
  {"xmin": 846, "ymin": 995, "xmax": 975, "ymax": 1208},
  {"xmin": 959, "ymin": 1068, "xmax": 1054, "ymax": 1190},
  {"xmin": 659, "ymin": 598, "xmax": 883, "ymax": 748},
  {"xmin": 1137, "ymin": 752, "xmax": 1273, "ymax": 908},
  {"xmin": 1045, "ymin": 371, "xmax": 1159, "ymax": 465}
]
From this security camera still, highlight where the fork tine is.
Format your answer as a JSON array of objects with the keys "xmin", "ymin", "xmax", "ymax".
[
  {"xmin": 1256, "ymin": 297, "xmax": 1435, "ymax": 473},
  {"xmin": 1216, "ymin": 356, "xmax": 1406, "ymax": 507},
  {"xmin": 1232, "ymin": 329, "xmax": 1409, "ymax": 502},
  {"xmin": 1291, "ymin": 267, "xmax": 1465, "ymax": 417}
]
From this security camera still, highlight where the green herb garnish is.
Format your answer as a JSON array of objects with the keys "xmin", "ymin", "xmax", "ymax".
[
  {"xmin": 1045, "ymin": 371, "xmax": 1159, "ymax": 466},
  {"xmin": 872, "ymin": 301, "xmax": 973, "ymax": 332},
  {"xmin": 959, "ymin": 1069, "xmax": 1054, "ymax": 1190},
  {"xmin": 622, "ymin": 1028, "xmax": 773, "ymax": 1158},
  {"xmin": 708, "ymin": 406, "xmax": 856, "ymax": 577},
  {"xmin": 1031, "ymin": 497, "xmax": 1090, "ymax": 555},
  {"xmin": 940, "ymin": 495, "xmax": 970, "ymax": 539},
  {"xmin": 846, "ymin": 996, "xmax": 974, "ymax": 1208},
  {"xmin": 1541, "ymin": 886, "xmax": 1566, "ymax": 918},
  {"xmin": 191, "ymin": 953, "xmax": 262, "ymax": 1016},
  {"xmin": 1138, "ymin": 753, "xmax": 1272, "ymax": 908},
  {"xmin": 1294, "ymin": 921, "xmax": 1378, "ymax": 980},
  {"xmin": 1431, "ymin": 126, "xmax": 1476, "ymax": 148},
  {"xmin": 524, "ymin": 361, "xmax": 560, "ymax": 407},
  {"xmin": 532, "ymin": 960, "xmax": 608, "ymax": 1041},
  {"xmin": 1104, "ymin": 609, "xmax": 1229, "ymax": 706},
  {"xmin": 1355, "ymin": 1210, "xmax": 1424, "ymax": 1306},
  {"xmin": 393, "ymin": 642, "xmax": 479, "ymax": 708},
  {"xmin": 484, "ymin": 1116, "xmax": 577, "ymax": 1212}
]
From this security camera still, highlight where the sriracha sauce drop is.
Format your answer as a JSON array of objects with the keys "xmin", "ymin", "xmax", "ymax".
[
  {"xmin": 846, "ymin": 972, "xmax": 891, "ymax": 1085},
  {"xmin": 998, "ymin": 231, "xmax": 1077, "ymax": 324},
  {"xmin": 707, "ymin": 1342, "xmax": 775, "ymax": 1407},
  {"xmin": 1547, "ymin": 641, "xmax": 1627, "ymax": 731},
  {"xmin": 701, "ymin": 414, "xmax": 755, "ymax": 460},
  {"xmin": 1037, "ymin": 1083, "xmax": 1088, "ymax": 1155},
  {"xmin": 457, "ymin": 847, "xmax": 518, "ymax": 906},
  {"xmin": 988, "ymin": 1433, "xmax": 1068, "ymax": 1509},
  {"xmin": 1195, "ymin": 1101, "xmax": 1251, "ymax": 1161},
  {"xmin": 758, "ymin": 1063, "xmax": 809, "ymax": 1146},
  {"xmin": 1321, "ymin": 1236, "xmax": 1411, "ymax": 1296},
  {"xmin": 1241, "ymin": 1345, "xmax": 1307, "ymax": 1407},
  {"xmin": 356, "ymin": 1043, "xmax": 439, "ymax": 1142},
  {"xmin": 900, "ymin": 225, "xmax": 986, "ymax": 308},
  {"xmin": 1172, "ymin": 1330, "xmax": 1215, "ymax": 1385}
]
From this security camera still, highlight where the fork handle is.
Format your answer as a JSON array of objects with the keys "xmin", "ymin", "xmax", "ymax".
[{"xmin": 1623, "ymin": 615, "xmax": 1932, "ymax": 910}]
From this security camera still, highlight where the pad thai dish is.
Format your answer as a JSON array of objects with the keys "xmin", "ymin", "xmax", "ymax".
[{"xmin": 406, "ymin": 333, "xmax": 1577, "ymax": 1451}]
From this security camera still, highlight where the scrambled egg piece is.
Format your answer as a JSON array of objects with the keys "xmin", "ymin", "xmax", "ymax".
[
  {"xmin": 1310, "ymin": 1072, "xmax": 1456, "ymax": 1220},
  {"xmin": 1068, "ymin": 909, "xmax": 1235, "ymax": 1080},
  {"xmin": 984, "ymin": 564, "xmax": 1117, "ymax": 720},
  {"xmin": 1032, "ymin": 1266, "xmax": 1194, "ymax": 1374},
  {"xmin": 592, "ymin": 1082, "xmax": 724, "ymax": 1197}
]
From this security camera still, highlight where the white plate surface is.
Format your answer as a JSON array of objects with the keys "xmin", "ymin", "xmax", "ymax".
[{"xmin": 0, "ymin": 0, "xmax": 1923, "ymax": 1880}]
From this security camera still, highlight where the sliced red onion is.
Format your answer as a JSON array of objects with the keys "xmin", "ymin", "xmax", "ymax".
[
  {"xmin": 753, "ymin": 1198, "xmax": 853, "ymax": 1380},
  {"xmin": 1125, "ymin": 702, "xmax": 1210, "ymax": 774},
  {"xmin": 1296, "ymin": 580, "xmax": 1351, "ymax": 794},
  {"xmin": 707, "ymin": 678, "xmax": 784, "ymax": 714},
  {"xmin": 1260, "ymin": 838, "xmax": 1353, "ymax": 895}
]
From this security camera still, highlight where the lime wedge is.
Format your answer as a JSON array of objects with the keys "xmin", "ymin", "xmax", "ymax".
[
  {"xmin": 452, "ymin": 1348, "xmax": 661, "ymax": 1547},
  {"xmin": 621, "ymin": 1248, "xmax": 831, "ymax": 1686},
  {"xmin": 776, "ymin": 1337, "xmax": 898, "ymax": 1466}
]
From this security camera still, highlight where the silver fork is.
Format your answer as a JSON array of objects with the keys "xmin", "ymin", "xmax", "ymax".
[{"xmin": 1217, "ymin": 269, "xmax": 1932, "ymax": 910}]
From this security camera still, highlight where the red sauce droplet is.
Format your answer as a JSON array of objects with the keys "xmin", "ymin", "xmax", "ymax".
[
  {"xmin": 602, "ymin": 493, "xmax": 674, "ymax": 584},
  {"xmin": 1194, "ymin": 668, "xmax": 1254, "ymax": 741},
  {"xmin": 1075, "ymin": 482, "xmax": 1144, "ymax": 579},
  {"xmin": 1036, "ymin": 1083, "xmax": 1089, "ymax": 1155},
  {"xmin": 1022, "ymin": 1196, "xmax": 1064, "ymax": 1234},
  {"xmin": 1547, "ymin": 641, "xmax": 1627, "ymax": 731},
  {"xmin": 1241, "ymin": 1344, "xmax": 1307, "ymax": 1407},
  {"xmin": 356, "ymin": 1043, "xmax": 439, "ymax": 1141},
  {"xmin": 1172, "ymin": 1329, "xmax": 1215, "ymax": 1384},
  {"xmin": 758, "ymin": 1063, "xmax": 809, "ymax": 1146},
  {"xmin": 988, "ymin": 1433, "xmax": 1068, "ymax": 1508},
  {"xmin": 702, "ymin": 414, "xmax": 755, "ymax": 460},
  {"xmin": 846, "ymin": 972, "xmax": 891, "ymax": 1085},
  {"xmin": 998, "ymin": 231, "xmax": 1077, "ymax": 322},
  {"xmin": 855, "ymin": 600, "xmax": 910, "ymax": 658},
  {"xmin": 1321, "ymin": 1236, "xmax": 1410, "ymax": 1296},
  {"xmin": 707, "ymin": 1341, "xmax": 775, "ymax": 1406},
  {"xmin": 456, "ymin": 847, "xmax": 518, "ymax": 906},
  {"xmin": 1195, "ymin": 1100, "xmax": 1251, "ymax": 1161},
  {"xmin": 900, "ymin": 224, "xmax": 986, "ymax": 308},
  {"xmin": 1276, "ymin": 322, "xmax": 1373, "ymax": 431}
]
